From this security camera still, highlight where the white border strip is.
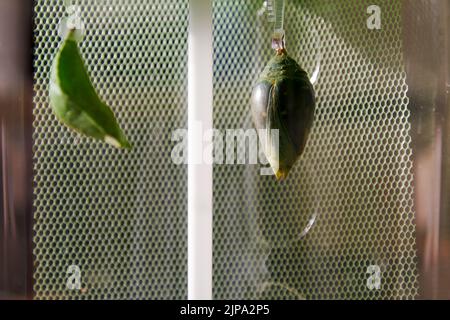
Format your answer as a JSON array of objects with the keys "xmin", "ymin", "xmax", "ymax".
[{"xmin": 188, "ymin": 0, "xmax": 213, "ymax": 300}]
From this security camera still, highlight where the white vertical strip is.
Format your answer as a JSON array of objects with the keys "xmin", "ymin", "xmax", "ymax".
[{"xmin": 188, "ymin": 0, "xmax": 213, "ymax": 300}]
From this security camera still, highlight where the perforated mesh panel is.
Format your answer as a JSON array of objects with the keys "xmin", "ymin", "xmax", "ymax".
[
  {"xmin": 212, "ymin": 0, "xmax": 419, "ymax": 299},
  {"xmin": 33, "ymin": 0, "xmax": 188, "ymax": 299}
]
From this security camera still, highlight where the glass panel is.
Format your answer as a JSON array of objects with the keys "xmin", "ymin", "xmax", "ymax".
[
  {"xmin": 212, "ymin": 0, "xmax": 419, "ymax": 299},
  {"xmin": 32, "ymin": 0, "xmax": 188, "ymax": 299}
]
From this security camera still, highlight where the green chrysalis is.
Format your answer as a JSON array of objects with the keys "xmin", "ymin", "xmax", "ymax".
[
  {"xmin": 49, "ymin": 29, "xmax": 131, "ymax": 149},
  {"xmin": 251, "ymin": 49, "xmax": 315, "ymax": 180}
]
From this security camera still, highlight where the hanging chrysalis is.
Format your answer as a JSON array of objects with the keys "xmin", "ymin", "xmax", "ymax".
[
  {"xmin": 251, "ymin": 0, "xmax": 315, "ymax": 180},
  {"xmin": 49, "ymin": 7, "xmax": 131, "ymax": 149}
]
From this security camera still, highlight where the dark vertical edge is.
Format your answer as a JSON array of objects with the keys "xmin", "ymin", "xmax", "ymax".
[
  {"xmin": 0, "ymin": 0, "xmax": 35, "ymax": 300},
  {"xmin": 437, "ymin": 0, "xmax": 450, "ymax": 301},
  {"xmin": 26, "ymin": 0, "xmax": 36, "ymax": 300},
  {"xmin": 402, "ymin": 0, "xmax": 450, "ymax": 299}
]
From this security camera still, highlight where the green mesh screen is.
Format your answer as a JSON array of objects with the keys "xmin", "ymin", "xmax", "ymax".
[
  {"xmin": 212, "ymin": 0, "xmax": 419, "ymax": 299},
  {"xmin": 33, "ymin": 0, "xmax": 188, "ymax": 299}
]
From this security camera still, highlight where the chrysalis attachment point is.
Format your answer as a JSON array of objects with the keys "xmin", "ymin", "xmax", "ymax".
[
  {"xmin": 58, "ymin": 3, "xmax": 85, "ymax": 43},
  {"xmin": 271, "ymin": 30, "xmax": 285, "ymax": 52},
  {"xmin": 59, "ymin": 17, "xmax": 85, "ymax": 42}
]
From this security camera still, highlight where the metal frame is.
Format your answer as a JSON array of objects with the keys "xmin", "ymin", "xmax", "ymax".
[{"xmin": 188, "ymin": 0, "xmax": 214, "ymax": 300}]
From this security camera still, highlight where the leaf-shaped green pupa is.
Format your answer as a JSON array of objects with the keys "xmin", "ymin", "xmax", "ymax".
[
  {"xmin": 251, "ymin": 49, "xmax": 315, "ymax": 180},
  {"xmin": 49, "ymin": 29, "xmax": 131, "ymax": 149}
]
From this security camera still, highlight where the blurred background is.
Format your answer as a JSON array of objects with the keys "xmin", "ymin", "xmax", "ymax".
[{"xmin": 1, "ymin": 0, "xmax": 450, "ymax": 300}]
